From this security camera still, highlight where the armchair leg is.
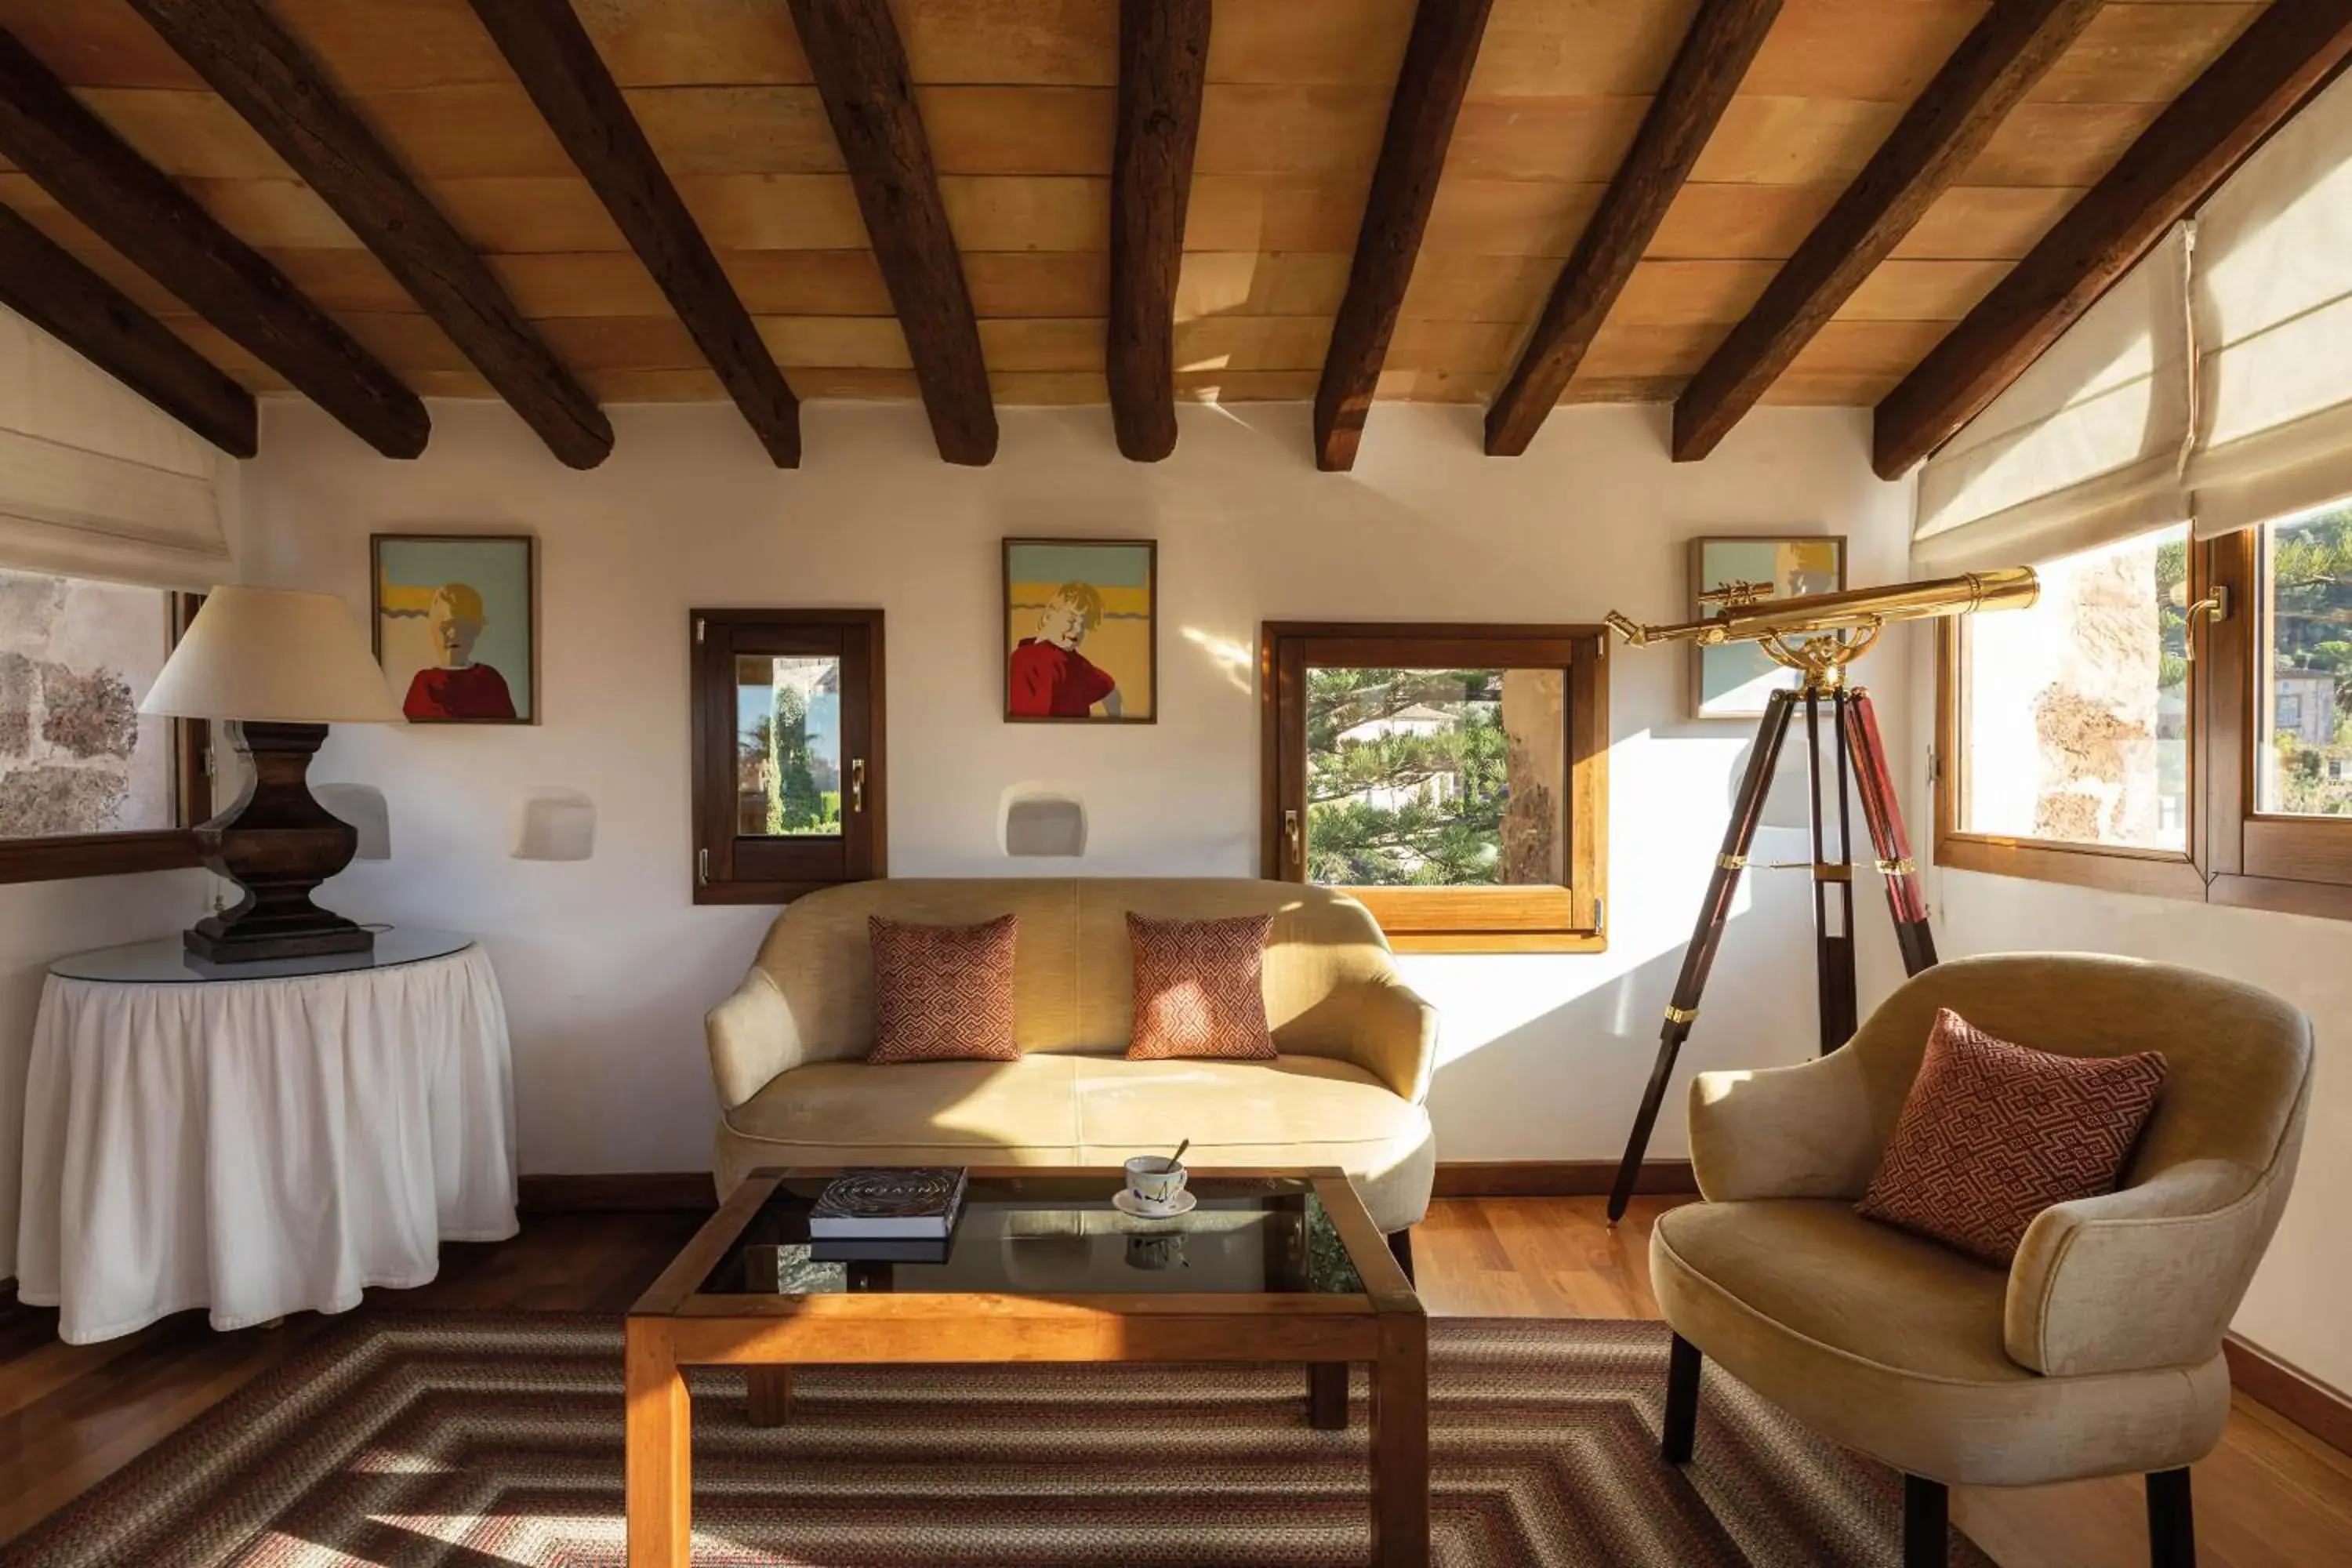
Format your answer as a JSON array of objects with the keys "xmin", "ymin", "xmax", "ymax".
[
  {"xmin": 1386, "ymin": 1227, "xmax": 1414, "ymax": 1283},
  {"xmin": 1903, "ymin": 1475, "xmax": 1947, "ymax": 1568},
  {"xmin": 2147, "ymin": 1468, "xmax": 2196, "ymax": 1568},
  {"xmin": 1662, "ymin": 1333, "xmax": 1700, "ymax": 1464}
]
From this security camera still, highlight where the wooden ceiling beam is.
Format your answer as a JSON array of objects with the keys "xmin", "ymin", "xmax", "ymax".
[
  {"xmin": 788, "ymin": 0, "xmax": 994, "ymax": 466},
  {"xmin": 1483, "ymin": 0, "xmax": 1780, "ymax": 459},
  {"xmin": 1314, "ymin": 0, "xmax": 1494, "ymax": 473},
  {"xmin": 469, "ymin": 0, "xmax": 799, "ymax": 467},
  {"xmin": 128, "ymin": 0, "xmax": 609, "ymax": 470},
  {"xmin": 1671, "ymin": 0, "xmax": 2101, "ymax": 463},
  {"xmin": 1873, "ymin": 0, "xmax": 2352, "ymax": 481},
  {"xmin": 1108, "ymin": 0, "xmax": 1209, "ymax": 463},
  {"xmin": 0, "ymin": 26, "xmax": 426, "ymax": 459},
  {"xmin": 0, "ymin": 203, "xmax": 256, "ymax": 456}
]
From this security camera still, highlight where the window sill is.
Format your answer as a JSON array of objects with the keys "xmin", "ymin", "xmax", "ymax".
[
  {"xmin": 1385, "ymin": 931, "xmax": 1608, "ymax": 954},
  {"xmin": 0, "ymin": 830, "xmax": 202, "ymax": 886},
  {"xmin": 1934, "ymin": 832, "xmax": 2205, "ymax": 902}
]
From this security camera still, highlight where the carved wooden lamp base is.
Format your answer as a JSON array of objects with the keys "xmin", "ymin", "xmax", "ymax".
[{"xmin": 189, "ymin": 720, "xmax": 373, "ymax": 964}]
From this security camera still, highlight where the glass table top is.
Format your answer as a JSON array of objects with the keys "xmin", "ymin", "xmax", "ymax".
[
  {"xmin": 699, "ymin": 1173, "xmax": 1366, "ymax": 1298},
  {"xmin": 50, "ymin": 925, "xmax": 475, "ymax": 984}
]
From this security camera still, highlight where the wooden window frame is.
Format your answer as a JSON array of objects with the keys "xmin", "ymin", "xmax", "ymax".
[
  {"xmin": 0, "ymin": 589, "xmax": 210, "ymax": 886},
  {"xmin": 690, "ymin": 608, "xmax": 885, "ymax": 906},
  {"xmin": 1260, "ymin": 622, "xmax": 1610, "ymax": 953},
  {"xmin": 1933, "ymin": 525, "xmax": 2352, "ymax": 921}
]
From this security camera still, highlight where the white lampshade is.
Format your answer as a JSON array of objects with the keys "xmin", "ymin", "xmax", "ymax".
[{"xmin": 141, "ymin": 585, "xmax": 406, "ymax": 724}]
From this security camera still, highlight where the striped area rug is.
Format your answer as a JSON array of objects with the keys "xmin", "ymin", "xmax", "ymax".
[{"xmin": 2, "ymin": 1314, "xmax": 1990, "ymax": 1567}]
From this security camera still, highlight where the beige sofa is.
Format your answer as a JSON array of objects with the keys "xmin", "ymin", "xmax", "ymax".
[{"xmin": 704, "ymin": 878, "xmax": 1439, "ymax": 1236}]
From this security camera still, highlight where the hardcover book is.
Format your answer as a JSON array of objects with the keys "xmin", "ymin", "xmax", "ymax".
[{"xmin": 808, "ymin": 1167, "xmax": 968, "ymax": 1240}]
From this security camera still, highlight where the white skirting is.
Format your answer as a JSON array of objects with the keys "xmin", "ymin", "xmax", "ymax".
[{"xmin": 14, "ymin": 944, "xmax": 519, "ymax": 1344}]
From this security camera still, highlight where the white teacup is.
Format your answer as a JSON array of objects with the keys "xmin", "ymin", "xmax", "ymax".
[{"xmin": 1123, "ymin": 1155, "xmax": 1189, "ymax": 1210}]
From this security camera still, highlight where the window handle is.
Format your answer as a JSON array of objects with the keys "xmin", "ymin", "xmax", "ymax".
[
  {"xmin": 2183, "ymin": 586, "xmax": 2231, "ymax": 659},
  {"xmin": 850, "ymin": 757, "xmax": 866, "ymax": 813},
  {"xmin": 697, "ymin": 848, "xmax": 710, "ymax": 887},
  {"xmin": 1284, "ymin": 808, "xmax": 1301, "ymax": 863}
]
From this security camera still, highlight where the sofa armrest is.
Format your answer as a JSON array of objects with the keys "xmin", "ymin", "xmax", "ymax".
[
  {"xmin": 1686, "ymin": 1047, "xmax": 1882, "ymax": 1202},
  {"xmin": 706, "ymin": 967, "xmax": 803, "ymax": 1112},
  {"xmin": 1318, "ymin": 975, "xmax": 1438, "ymax": 1103},
  {"xmin": 2005, "ymin": 1159, "xmax": 2278, "ymax": 1377}
]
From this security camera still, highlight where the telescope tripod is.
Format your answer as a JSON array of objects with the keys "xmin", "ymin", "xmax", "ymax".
[{"xmin": 1605, "ymin": 678, "xmax": 1936, "ymax": 1222}]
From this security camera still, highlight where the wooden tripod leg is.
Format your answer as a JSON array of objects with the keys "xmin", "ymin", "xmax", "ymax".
[
  {"xmin": 1809, "ymin": 689, "xmax": 1859, "ymax": 1051},
  {"xmin": 1606, "ymin": 688, "xmax": 1801, "ymax": 1221},
  {"xmin": 1842, "ymin": 688, "xmax": 1936, "ymax": 976}
]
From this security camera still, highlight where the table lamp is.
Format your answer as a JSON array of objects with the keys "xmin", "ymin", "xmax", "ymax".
[{"xmin": 140, "ymin": 586, "xmax": 405, "ymax": 962}]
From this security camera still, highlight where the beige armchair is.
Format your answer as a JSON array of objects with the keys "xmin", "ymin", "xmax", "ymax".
[{"xmin": 1648, "ymin": 953, "xmax": 2313, "ymax": 1568}]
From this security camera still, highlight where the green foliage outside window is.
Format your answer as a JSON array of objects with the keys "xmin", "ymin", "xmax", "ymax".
[
  {"xmin": 1305, "ymin": 668, "xmax": 1508, "ymax": 886},
  {"xmin": 2266, "ymin": 506, "xmax": 2352, "ymax": 815}
]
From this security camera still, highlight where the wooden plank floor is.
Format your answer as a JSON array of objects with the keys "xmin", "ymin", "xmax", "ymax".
[{"xmin": 2, "ymin": 1197, "xmax": 2347, "ymax": 1565}]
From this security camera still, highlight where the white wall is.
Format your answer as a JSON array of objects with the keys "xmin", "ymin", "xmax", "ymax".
[
  {"xmin": 0, "ymin": 869, "xmax": 208, "ymax": 1279},
  {"xmin": 235, "ymin": 396, "xmax": 1919, "ymax": 1180}
]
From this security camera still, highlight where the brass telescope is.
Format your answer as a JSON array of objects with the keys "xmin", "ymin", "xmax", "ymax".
[
  {"xmin": 1603, "ymin": 565, "xmax": 2038, "ymax": 688},
  {"xmin": 1599, "ymin": 561, "xmax": 2038, "ymax": 1224}
]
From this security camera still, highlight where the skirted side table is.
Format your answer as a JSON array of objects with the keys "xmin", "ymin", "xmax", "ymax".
[{"xmin": 14, "ymin": 927, "xmax": 519, "ymax": 1344}]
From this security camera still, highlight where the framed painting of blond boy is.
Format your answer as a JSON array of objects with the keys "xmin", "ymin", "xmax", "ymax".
[{"xmin": 1003, "ymin": 539, "xmax": 1157, "ymax": 724}]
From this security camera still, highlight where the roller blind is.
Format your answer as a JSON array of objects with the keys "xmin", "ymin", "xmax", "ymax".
[
  {"xmin": 1911, "ymin": 226, "xmax": 2193, "ymax": 574},
  {"xmin": 0, "ymin": 304, "xmax": 235, "ymax": 590},
  {"xmin": 2185, "ymin": 66, "xmax": 2352, "ymax": 539}
]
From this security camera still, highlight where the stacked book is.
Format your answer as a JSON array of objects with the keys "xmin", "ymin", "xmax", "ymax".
[{"xmin": 808, "ymin": 1167, "xmax": 967, "ymax": 1264}]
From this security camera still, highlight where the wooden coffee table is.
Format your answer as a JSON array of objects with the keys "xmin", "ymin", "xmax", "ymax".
[{"xmin": 626, "ymin": 1164, "xmax": 1428, "ymax": 1566}]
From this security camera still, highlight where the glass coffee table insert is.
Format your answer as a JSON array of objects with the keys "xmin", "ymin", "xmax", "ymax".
[{"xmin": 699, "ymin": 1171, "xmax": 1364, "ymax": 1296}]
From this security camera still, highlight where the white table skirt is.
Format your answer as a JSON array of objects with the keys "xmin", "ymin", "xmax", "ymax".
[{"xmin": 15, "ymin": 945, "xmax": 519, "ymax": 1343}]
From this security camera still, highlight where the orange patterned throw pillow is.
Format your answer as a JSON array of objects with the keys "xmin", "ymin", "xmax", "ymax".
[
  {"xmin": 1126, "ymin": 912, "xmax": 1277, "ymax": 1061},
  {"xmin": 1856, "ymin": 1008, "xmax": 2166, "ymax": 1265},
  {"xmin": 866, "ymin": 915, "xmax": 1021, "ymax": 1064}
]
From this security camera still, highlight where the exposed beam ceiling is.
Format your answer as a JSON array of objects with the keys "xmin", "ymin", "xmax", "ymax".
[
  {"xmin": 1315, "ymin": 0, "xmax": 1494, "ymax": 473},
  {"xmin": 129, "ymin": 0, "xmax": 610, "ymax": 470},
  {"xmin": 1483, "ymin": 0, "xmax": 1780, "ymax": 459},
  {"xmin": 469, "ymin": 0, "xmax": 800, "ymax": 468},
  {"xmin": 1671, "ymin": 0, "xmax": 2102, "ymax": 463},
  {"xmin": 788, "ymin": 0, "xmax": 994, "ymax": 466},
  {"xmin": 1107, "ymin": 0, "xmax": 1209, "ymax": 463},
  {"xmin": 0, "ymin": 24, "xmax": 426, "ymax": 459},
  {"xmin": 1874, "ymin": 0, "xmax": 2352, "ymax": 481},
  {"xmin": 0, "ymin": 201, "xmax": 256, "ymax": 456}
]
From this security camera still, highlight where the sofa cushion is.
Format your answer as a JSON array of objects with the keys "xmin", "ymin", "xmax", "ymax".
[
  {"xmin": 715, "ymin": 1051, "xmax": 1436, "ymax": 1232},
  {"xmin": 867, "ymin": 914, "xmax": 1021, "ymax": 1063},
  {"xmin": 1125, "ymin": 912, "xmax": 1276, "ymax": 1061},
  {"xmin": 1650, "ymin": 1198, "xmax": 2228, "ymax": 1486}
]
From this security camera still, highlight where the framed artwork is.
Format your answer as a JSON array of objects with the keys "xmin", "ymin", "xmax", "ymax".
[
  {"xmin": 1688, "ymin": 534, "xmax": 1846, "ymax": 720},
  {"xmin": 372, "ymin": 533, "xmax": 537, "ymax": 724},
  {"xmin": 1003, "ymin": 538, "xmax": 1156, "ymax": 724}
]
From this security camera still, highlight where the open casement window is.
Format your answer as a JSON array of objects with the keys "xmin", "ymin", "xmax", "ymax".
[
  {"xmin": 2201, "ymin": 502, "xmax": 2352, "ymax": 920},
  {"xmin": 1934, "ymin": 524, "xmax": 2210, "ymax": 899},
  {"xmin": 691, "ymin": 609, "xmax": 884, "ymax": 905},
  {"xmin": 1261, "ymin": 623, "xmax": 1609, "ymax": 953},
  {"xmin": 0, "ymin": 576, "xmax": 210, "ymax": 884}
]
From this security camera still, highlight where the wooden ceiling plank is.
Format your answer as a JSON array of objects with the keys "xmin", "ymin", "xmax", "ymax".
[
  {"xmin": 1670, "ymin": 0, "xmax": 2102, "ymax": 463},
  {"xmin": 0, "ymin": 200, "xmax": 255, "ymax": 454},
  {"xmin": 1483, "ymin": 0, "xmax": 1780, "ymax": 458},
  {"xmin": 1108, "ymin": 0, "xmax": 1208, "ymax": 461},
  {"xmin": 1873, "ymin": 0, "xmax": 2352, "ymax": 480},
  {"xmin": 0, "ymin": 26, "xmax": 426, "ymax": 456},
  {"xmin": 787, "ymin": 0, "xmax": 994, "ymax": 464},
  {"xmin": 1314, "ymin": 0, "xmax": 1496, "ymax": 472},
  {"xmin": 129, "ymin": 0, "xmax": 612, "ymax": 469},
  {"xmin": 470, "ymin": 0, "xmax": 801, "ymax": 466}
]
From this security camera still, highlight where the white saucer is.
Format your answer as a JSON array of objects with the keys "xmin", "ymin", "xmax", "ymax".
[{"xmin": 1112, "ymin": 1188, "xmax": 1197, "ymax": 1220}]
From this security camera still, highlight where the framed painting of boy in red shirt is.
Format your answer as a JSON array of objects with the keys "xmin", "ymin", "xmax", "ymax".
[
  {"xmin": 371, "ymin": 534, "xmax": 536, "ymax": 724},
  {"xmin": 1004, "ymin": 539, "xmax": 1156, "ymax": 724}
]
